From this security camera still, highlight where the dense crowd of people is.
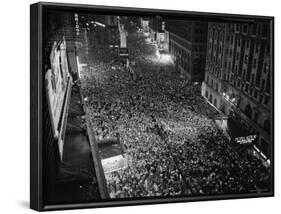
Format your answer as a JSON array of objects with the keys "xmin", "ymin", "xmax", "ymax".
[{"xmin": 79, "ymin": 28, "xmax": 270, "ymax": 198}]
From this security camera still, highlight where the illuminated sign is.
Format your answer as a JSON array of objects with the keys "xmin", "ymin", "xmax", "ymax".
[
  {"xmin": 235, "ymin": 135, "xmax": 257, "ymax": 144},
  {"xmin": 101, "ymin": 155, "xmax": 128, "ymax": 174},
  {"xmin": 119, "ymin": 24, "xmax": 128, "ymax": 48},
  {"xmin": 74, "ymin": 13, "xmax": 79, "ymax": 36},
  {"xmin": 45, "ymin": 40, "xmax": 69, "ymax": 139}
]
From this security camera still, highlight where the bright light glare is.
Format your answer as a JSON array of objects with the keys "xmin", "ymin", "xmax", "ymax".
[
  {"xmin": 156, "ymin": 49, "xmax": 160, "ymax": 58},
  {"xmin": 144, "ymin": 32, "xmax": 149, "ymax": 37},
  {"xmin": 156, "ymin": 49, "xmax": 172, "ymax": 63},
  {"xmin": 160, "ymin": 54, "xmax": 171, "ymax": 62},
  {"xmin": 94, "ymin": 21, "xmax": 106, "ymax": 28}
]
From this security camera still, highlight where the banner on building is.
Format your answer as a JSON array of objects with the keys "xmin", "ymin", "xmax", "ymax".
[{"xmin": 45, "ymin": 39, "xmax": 70, "ymax": 139}]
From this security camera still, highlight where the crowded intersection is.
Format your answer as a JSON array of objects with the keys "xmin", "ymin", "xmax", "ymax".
[{"xmin": 79, "ymin": 24, "xmax": 270, "ymax": 199}]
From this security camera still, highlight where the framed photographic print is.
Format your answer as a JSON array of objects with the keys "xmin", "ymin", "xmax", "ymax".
[{"xmin": 30, "ymin": 1, "xmax": 274, "ymax": 211}]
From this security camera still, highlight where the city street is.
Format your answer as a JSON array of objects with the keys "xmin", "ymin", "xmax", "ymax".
[{"xmin": 79, "ymin": 25, "xmax": 269, "ymax": 198}]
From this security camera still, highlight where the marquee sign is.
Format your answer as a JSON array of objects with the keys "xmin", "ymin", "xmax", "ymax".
[
  {"xmin": 235, "ymin": 135, "xmax": 257, "ymax": 144},
  {"xmin": 101, "ymin": 155, "xmax": 128, "ymax": 174}
]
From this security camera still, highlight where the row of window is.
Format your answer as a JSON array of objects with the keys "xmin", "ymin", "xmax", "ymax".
[
  {"xmin": 234, "ymin": 23, "xmax": 269, "ymax": 38},
  {"xmin": 204, "ymin": 90, "xmax": 218, "ymax": 108},
  {"xmin": 169, "ymin": 41, "xmax": 191, "ymax": 72},
  {"xmin": 227, "ymin": 75, "xmax": 270, "ymax": 106},
  {"xmin": 243, "ymin": 103, "xmax": 270, "ymax": 134},
  {"xmin": 206, "ymin": 74, "xmax": 219, "ymax": 92},
  {"xmin": 210, "ymin": 35, "xmax": 263, "ymax": 59}
]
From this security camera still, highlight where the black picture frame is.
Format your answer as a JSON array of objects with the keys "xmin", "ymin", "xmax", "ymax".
[{"xmin": 30, "ymin": 1, "xmax": 274, "ymax": 211}]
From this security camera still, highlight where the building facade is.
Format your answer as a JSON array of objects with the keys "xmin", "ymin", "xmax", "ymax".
[
  {"xmin": 165, "ymin": 20, "xmax": 208, "ymax": 81},
  {"xmin": 202, "ymin": 22, "xmax": 272, "ymax": 157},
  {"xmin": 149, "ymin": 17, "xmax": 168, "ymax": 52}
]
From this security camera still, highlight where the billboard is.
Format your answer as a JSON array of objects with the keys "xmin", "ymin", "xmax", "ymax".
[
  {"xmin": 45, "ymin": 39, "xmax": 70, "ymax": 139},
  {"xmin": 119, "ymin": 24, "xmax": 128, "ymax": 48}
]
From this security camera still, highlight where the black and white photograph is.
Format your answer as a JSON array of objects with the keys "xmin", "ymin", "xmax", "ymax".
[{"xmin": 30, "ymin": 2, "xmax": 274, "ymax": 211}]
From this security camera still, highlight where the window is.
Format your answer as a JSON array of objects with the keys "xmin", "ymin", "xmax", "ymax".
[
  {"xmin": 225, "ymin": 48, "xmax": 229, "ymax": 55},
  {"xmin": 245, "ymin": 104, "xmax": 252, "ymax": 118},
  {"xmin": 242, "ymin": 69, "xmax": 246, "ymax": 79},
  {"xmin": 220, "ymin": 32, "xmax": 223, "ymax": 40},
  {"xmin": 266, "ymin": 75, "xmax": 270, "ymax": 93},
  {"xmin": 258, "ymin": 24, "xmax": 262, "ymax": 36},
  {"xmin": 260, "ymin": 138, "xmax": 269, "ymax": 156},
  {"xmin": 261, "ymin": 79, "xmax": 265, "ymax": 90},
  {"xmin": 262, "ymin": 24, "xmax": 268, "ymax": 37},
  {"xmin": 254, "ymin": 112, "xmax": 259, "ymax": 123},
  {"xmin": 259, "ymin": 94, "xmax": 263, "ymax": 103},
  {"xmin": 246, "ymin": 39, "xmax": 250, "ymax": 48},
  {"xmin": 243, "ymin": 24, "xmax": 248, "ymax": 33},
  {"xmin": 264, "ymin": 96, "xmax": 269, "ymax": 106},
  {"xmin": 255, "ymin": 42, "xmax": 259, "ymax": 53},
  {"xmin": 251, "ymin": 74, "xmax": 255, "ymax": 83},
  {"xmin": 253, "ymin": 58, "xmax": 257, "ymax": 69},
  {"xmin": 254, "ymin": 90, "xmax": 258, "ymax": 98},
  {"xmin": 252, "ymin": 24, "xmax": 257, "ymax": 35},
  {"xmin": 263, "ymin": 63, "xmax": 269, "ymax": 73},
  {"xmin": 250, "ymin": 88, "xmax": 253, "ymax": 95},
  {"xmin": 238, "ymin": 38, "xmax": 241, "ymax": 47},
  {"xmin": 236, "ymin": 52, "xmax": 240, "ymax": 59},
  {"xmin": 263, "ymin": 119, "xmax": 270, "ymax": 134},
  {"xmin": 244, "ymin": 55, "xmax": 248, "ymax": 63},
  {"xmin": 245, "ymin": 84, "xmax": 249, "ymax": 93}
]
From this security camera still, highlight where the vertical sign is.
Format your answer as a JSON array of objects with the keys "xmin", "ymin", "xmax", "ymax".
[
  {"xmin": 45, "ymin": 39, "xmax": 69, "ymax": 140},
  {"xmin": 119, "ymin": 24, "xmax": 127, "ymax": 48}
]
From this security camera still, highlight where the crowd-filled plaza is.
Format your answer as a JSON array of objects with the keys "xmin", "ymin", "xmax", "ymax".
[{"xmin": 79, "ymin": 26, "xmax": 270, "ymax": 199}]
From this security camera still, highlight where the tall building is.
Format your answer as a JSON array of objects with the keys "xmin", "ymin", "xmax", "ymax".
[
  {"xmin": 149, "ymin": 17, "xmax": 168, "ymax": 52},
  {"xmin": 140, "ymin": 18, "xmax": 150, "ymax": 33},
  {"xmin": 165, "ymin": 20, "xmax": 208, "ymax": 81},
  {"xmin": 201, "ymin": 22, "xmax": 271, "ymax": 157},
  {"xmin": 104, "ymin": 16, "xmax": 119, "ymax": 47}
]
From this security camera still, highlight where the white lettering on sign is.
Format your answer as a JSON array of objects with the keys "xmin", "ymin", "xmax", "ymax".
[{"xmin": 235, "ymin": 135, "xmax": 257, "ymax": 144}]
